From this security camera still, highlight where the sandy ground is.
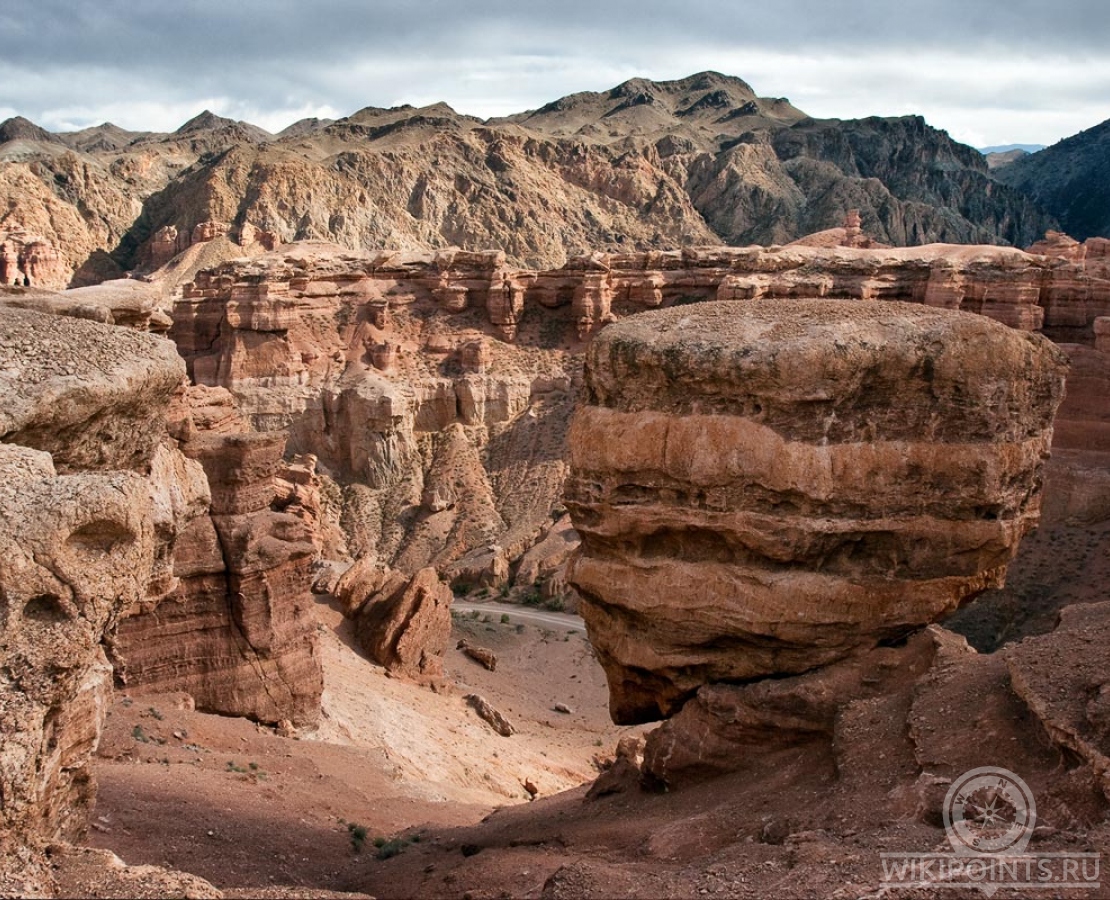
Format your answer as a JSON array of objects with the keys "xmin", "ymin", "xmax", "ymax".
[{"xmin": 88, "ymin": 595, "xmax": 640, "ymax": 893}]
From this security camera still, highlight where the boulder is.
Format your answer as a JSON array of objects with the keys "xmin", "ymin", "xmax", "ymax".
[
  {"xmin": 566, "ymin": 299, "xmax": 1068, "ymax": 723},
  {"xmin": 343, "ymin": 566, "xmax": 453, "ymax": 679}
]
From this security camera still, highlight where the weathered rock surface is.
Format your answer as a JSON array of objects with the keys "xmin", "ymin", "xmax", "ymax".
[
  {"xmin": 0, "ymin": 309, "xmax": 203, "ymax": 892},
  {"xmin": 108, "ymin": 388, "xmax": 324, "ymax": 727},
  {"xmin": 641, "ymin": 629, "xmax": 939, "ymax": 786},
  {"xmin": 174, "ymin": 245, "xmax": 576, "ymax": 589},
  {"xmin": 0, "ymin": 229, "xmax": 69, "ymax": 290},
  {"xmin": 336, "ymin": 561, "xmax": 452, "ymax": 679},
  {"xmin": 0, "ymin": 279, "xmax": 172, "ymax": 332},
  {"xmin": 0, "ymin": 308, "xmax": 184, "ymax": 471},
  {"xmin": 457, "ymin": 639, "xmax": 498, "ymax": 671},
  {"xmin": 167, "ymin": 233, "xmax": 1110, "ymax": 605},
  {"xmin": 466, "ymin": 693, "xmax": 516, "ymax": 737},
  {"xmin": 1006, "ymin": 601, "xmax": 1110, "ymax": 795},
  {"xmin": 566, "ymin": 299, "xmax": 1068, "ymax": 723}
]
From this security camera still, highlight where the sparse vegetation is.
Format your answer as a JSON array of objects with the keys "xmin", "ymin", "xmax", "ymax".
[
  {"xmin": 371, "ymin": 832, "xmax": 422, "ymax": 860},
  {"xmin": 131, "ymin": 724, "xmax": 149, "ymax": 744},
  {"xmin": 376, "ymin": 837, "xmax": 408, "ymax": 859},
  {"xmin": 348, "ymin": 822, "xmax": 368, "ymax": 853},
  {"xmin": 500, "ymin": 613, "xmax": 511, "ymax": 624}
]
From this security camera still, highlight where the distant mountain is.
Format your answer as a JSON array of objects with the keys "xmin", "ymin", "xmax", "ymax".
[
  {"xmin": 174, "ymin": 110, "xmax": 273, "ymax": 143},
  {"xmin": 492, "ymin": 71, "xmax": 806, "ymax": 147},
  {"xmin": 58, "ymin": 122, "xmax": 151, "ymax": 153},
  {"xmin": 0, "ymin": 73, "xmax": 1058, "ymax": 285},
  {"xmin": 983, "ymin": 148, "xmax": 1030, "ymax": 171},
  {"xmin": 277, "ymin": 117, "xmax": 335, "ymax": 139},
  {"xmin": 994, "ymin": 118, "xmax": 1110, "ymax": 241},
  {"xmin": 0, "ymin": 116, "xmax": 65, "ymax": 146},
  {"xmin": 979, "ymin": 143, "xmax": 1045, "ymax": 154}
]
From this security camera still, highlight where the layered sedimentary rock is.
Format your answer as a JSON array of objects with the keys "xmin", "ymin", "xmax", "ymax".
[
  {"xmin": 108, "ymin": 386, "xmax": 324, "ymax": 727},
  {"xmin": 168, "ymin": 236, "xmax": 1107, "ymax": 604},
  {"xmin": 173, "ymin": 244, "xmax": 576, "ymax": 588},
  {"xmin": 565, "ymin": 300, "xmax": 1068, "ymax": 723},
  {"xmin": 335, "ymin": 560, "xmax": 452, "ymax": 679},
  {"xmin": 0, "ymin": 278, "xmax": 172, "ymax": 332},
  {"xmin": 0, "ymin": 309, "xmax": 204, "ymax": 892},
  {"xmin": 0, "ymin": 230, "xmax": 68, "ymax": 290}
]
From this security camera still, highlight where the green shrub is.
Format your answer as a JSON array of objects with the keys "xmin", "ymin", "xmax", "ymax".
[
  {"xmin": 348, "ymin": 823, "xmax": 368, "ymax": 853},
  {"xmin": 376, "ymin": 837, "xmax": 408, "ymax": 860}
]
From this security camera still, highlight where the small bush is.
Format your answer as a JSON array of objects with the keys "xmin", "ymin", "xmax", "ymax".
[
  {"xmin": 348, "ymin": 823, "xmax": 368, "ymax": 853},
  {"xmin": 500, "ymin": 613, "xmax": 510, "ymax": 624},
  {"xmin": 131, "ymin": 725, "xmax": 149, "ymax": 744},
  {"xmin": 376, "ymin": 837, "xmax": 409, "ymax": 860}
]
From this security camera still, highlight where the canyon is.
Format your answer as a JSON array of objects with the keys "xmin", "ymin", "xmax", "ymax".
[{"xmin": 1, "ymin": 179, "xmax": 1110, "ymax": 896}]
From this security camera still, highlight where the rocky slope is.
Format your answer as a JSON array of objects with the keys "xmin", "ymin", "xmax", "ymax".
[
  {"xmin": 0, "ymin": 72, "xmax": 1055, "ymax": 289},
  {"xmin": 995, "ymin": 116, "xmax": 1110, "ymax": 241}
]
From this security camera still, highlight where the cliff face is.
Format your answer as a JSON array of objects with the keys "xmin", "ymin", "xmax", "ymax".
[
  {"xmin": 165, "ymin": 236, "xmax": 1110, "ymax": 597},
  {"xmin": 0, "ymin": 309, "xmax": 206, "ymax": 892},
  {"xmin": 0, "ymin": 72, "xmax": 1057, "ymax": 287},
  {"xmin": 107, "ymin": 387, "xmax": 324, "ymax": 728}
]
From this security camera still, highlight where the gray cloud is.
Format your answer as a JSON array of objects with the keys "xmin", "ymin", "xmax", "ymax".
[{"xmin": 1, "ymin": 0, "xmax": 1106, "ymax": 145}]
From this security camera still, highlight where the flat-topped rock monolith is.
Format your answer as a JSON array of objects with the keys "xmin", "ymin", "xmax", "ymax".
[{"xmin": 565, "ymin": 299, "xmax": 1069, "ymax": 723}]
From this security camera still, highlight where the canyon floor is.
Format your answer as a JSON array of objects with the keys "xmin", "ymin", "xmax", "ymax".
[
  {"xmin": 73, "ymin": 488, "xmax": 1110, "ymax": 900},
  {"xmin": 86, "ymin": 593, "xmax": 638, "ymax": 895}
]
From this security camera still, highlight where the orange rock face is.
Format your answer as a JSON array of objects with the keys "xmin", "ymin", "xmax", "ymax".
[
  {"xmin": 0, "ymin": 230, "xmax": 70, "ymax": 290},
  {"xmin": 108, "ymin": 387, "xmax": 324, "ymax": 727},
  {"xmin": 565, "ymin": 300, "xmax": 1068, "ymax": 723},
  {"xmin": 0, "ymin": 309, "xmax": 204, "ymax": 888},
  {"xmin": 336, "ymin": 561, "xmax": 452, "ymax": 679},
  {"xmin": 167, "ymin": 235, "xmax": 1106, "ymax": 606}
]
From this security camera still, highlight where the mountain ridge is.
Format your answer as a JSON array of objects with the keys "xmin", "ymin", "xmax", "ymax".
[{"xmin": 0, "ymin": 72, "xmax": 1061, "ymax": 286}]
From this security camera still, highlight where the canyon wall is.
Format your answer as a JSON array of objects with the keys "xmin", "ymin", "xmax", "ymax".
[
  {"xmin": 168, "ymin": 235, "xmax": 1110, "ymax": 597},
  {"xmin": 107, "ymin": 386, "xmax": 324, "ymax": 728},
  {"xmin": 0, "ymin": 309, "xmax": 206, "ymax": 893}
]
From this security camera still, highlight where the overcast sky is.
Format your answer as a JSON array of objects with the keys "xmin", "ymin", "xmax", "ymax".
[{"xmin": 1, "ymin": 0, "xmax": 1106, "ymax": 149}]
